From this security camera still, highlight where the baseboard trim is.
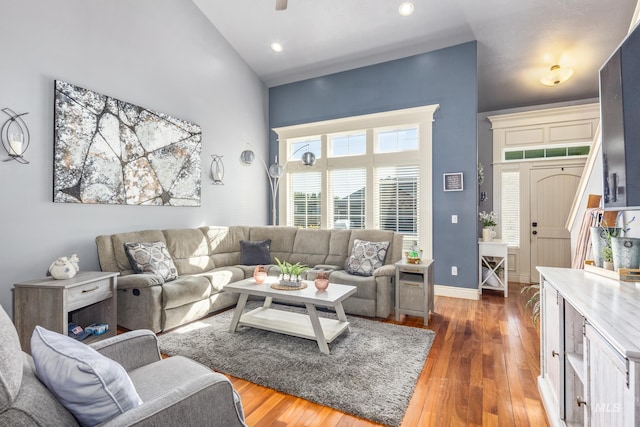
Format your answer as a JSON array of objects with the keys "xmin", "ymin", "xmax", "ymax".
[{"xmin": 434, "ymin": 285, "xmax": 480, "ymax": 300}]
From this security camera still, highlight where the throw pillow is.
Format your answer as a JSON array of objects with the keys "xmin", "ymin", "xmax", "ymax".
[
  {"xmin": 31, "ymin": 326, "xmax": 142, "ymax": 426},
  {"xmin": 240, "ymin": 239, "xmax": 272, "ymax": 265},
  {"xmin": 124, "ymin": 241, "xmax": 178, "ymax": 281},
  {"xmin": 345, "ymin": 239, "xmax": 390, "ymax": 277}
]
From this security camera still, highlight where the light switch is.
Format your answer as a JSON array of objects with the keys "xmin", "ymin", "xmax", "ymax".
[{"xmin": 451, "ymin": 215, "xmax": 458, "ymax": 224}]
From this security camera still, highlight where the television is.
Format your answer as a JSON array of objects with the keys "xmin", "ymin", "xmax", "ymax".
[{"xmin": 600, "ymin": 21, "xmax": 640, "ymax": 209}]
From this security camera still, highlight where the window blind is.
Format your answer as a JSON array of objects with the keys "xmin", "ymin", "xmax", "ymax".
[
  {"xmin": 375, "ymin": 166, "xmax": 420, "ymax": 250},
  {"xmin": 501, "ymin": 171, "xmax": 520, "ymax": 247},
  {"xmin": 329, "ymin": 168, "xmax": 366, "ymax": 229},
  {"xmin": 290, "ymin": 172, "xmax": 322, "ymax": 228}
]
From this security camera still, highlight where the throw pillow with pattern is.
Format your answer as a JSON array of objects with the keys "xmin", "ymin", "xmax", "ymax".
[
  {"xmin": 124, "ymin": 241, "xmax": 178, "ymax": 281},
  {"xmin": 345, "ymin": 239, "xmax": 390, "ymax": 277}
]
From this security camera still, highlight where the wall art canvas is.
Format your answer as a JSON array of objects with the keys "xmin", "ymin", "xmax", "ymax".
[{"xmin": 53, "ymin": 80, "xmax": 202, "ymax": 206}]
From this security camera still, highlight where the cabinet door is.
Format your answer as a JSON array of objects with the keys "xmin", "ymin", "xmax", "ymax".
[
  {"xmin": 542, "ymin": 281, "xmax": 563, "ymax": 413},
  {"xmin": 586, "ymin": 324, "xmax": 633, "ymax": 426}
]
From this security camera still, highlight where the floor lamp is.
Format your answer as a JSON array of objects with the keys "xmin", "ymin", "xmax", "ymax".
[{"xmin": 240, "ymin": 144, "xmax": 316, "ymax": 225}]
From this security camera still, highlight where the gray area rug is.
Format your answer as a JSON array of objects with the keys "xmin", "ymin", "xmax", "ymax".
[{"xmin": 157, "ymin": 302, "xmax": 435, "ymax": 427}]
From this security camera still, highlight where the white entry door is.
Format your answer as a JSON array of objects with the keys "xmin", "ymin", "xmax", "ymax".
[{"xmin": 530, "ymin": 166, "xmax": 583, "ymax": 280}]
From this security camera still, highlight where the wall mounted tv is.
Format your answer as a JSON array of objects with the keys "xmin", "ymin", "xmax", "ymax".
[{"xmin": 600, "ymin": 21, "xmax": 640, "ymax": 209}]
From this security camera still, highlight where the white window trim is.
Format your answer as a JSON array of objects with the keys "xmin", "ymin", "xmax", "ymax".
[{"xmin": 273, "ymin": 104, "xmax": 439, "ymax": 259}]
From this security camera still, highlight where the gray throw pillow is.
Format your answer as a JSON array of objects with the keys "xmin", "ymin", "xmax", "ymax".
[
  {"xmin": 345, "ymin": 239, "xmax": 390, "ymax": 276},
  {"xmin": 240, "ymin": 239, "xmax": 272, "ymax": 265},
  {"xmin": 124, "ymin": 241, "xmax": 178, "ymax": 281}
]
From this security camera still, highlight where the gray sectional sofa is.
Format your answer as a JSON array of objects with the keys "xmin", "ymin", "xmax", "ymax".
[{"xmin": 96, "ymin": 226, "xmax": 403, "ymax": 333}]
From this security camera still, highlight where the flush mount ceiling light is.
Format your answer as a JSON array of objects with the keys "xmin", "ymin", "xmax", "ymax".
[
  {"xmin": 540, "ymin": 64, "xmax": 574, "ymax": 86},
  {"xmin": 270, "ymin": 42, "xmax": 284, "ymax": 52},
  {"xmin": 398, "ymin": 2, "xmax": 414, "ymax": 16}
]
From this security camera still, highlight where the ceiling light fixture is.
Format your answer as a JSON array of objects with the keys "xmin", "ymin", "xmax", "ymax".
[
  {"xmin": 540, "ymin": 64, "xmax": 574, "ymax": 86},
  {"xmin": 270, "ymin": 42, "xmax": 284, "ymax": 52},
  {"xmin": 398, "ymin": 2, "xmax": 414, "ymax": 17}
]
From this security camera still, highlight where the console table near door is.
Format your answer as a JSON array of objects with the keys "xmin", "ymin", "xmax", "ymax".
[
  {"xmin": 13, "ymin": 271, "xmax": 118, "ymax": 353},
  {"xmin": 478, "ymin": 239, "xmax": 508, "ymax": 297}
]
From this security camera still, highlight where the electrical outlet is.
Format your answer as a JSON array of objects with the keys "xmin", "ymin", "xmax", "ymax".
[
  {"xmin": 451, "ymin": 266, "xmax": 458, "ymax": 276},
  {"xmin": 451, "ymin": 215, "xmax": 458, "ymax": 224}
]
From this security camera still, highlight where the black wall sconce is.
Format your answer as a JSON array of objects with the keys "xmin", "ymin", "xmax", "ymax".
[
  {"xmin": 210, "ymin": 154, "xmax": 224, "ymax": 185},
  {"xmin": 1, "ymin": 108, "xmax": 30, "ymax": 164}
]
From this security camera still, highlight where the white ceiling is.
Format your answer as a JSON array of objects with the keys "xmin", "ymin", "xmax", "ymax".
[{"xmin": 193, "ymin": 0, "xmax": 637, "ymax": 112}]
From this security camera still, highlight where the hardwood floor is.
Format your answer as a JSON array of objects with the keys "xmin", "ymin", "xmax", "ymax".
[{"xmin": 228, "ymin": 281, "xmax": 549, "ymax": 427}]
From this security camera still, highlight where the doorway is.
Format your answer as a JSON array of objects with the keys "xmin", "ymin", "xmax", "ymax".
[{"xmin": 529, "ymin": 166, "xmax": 583, "ymax": 281}]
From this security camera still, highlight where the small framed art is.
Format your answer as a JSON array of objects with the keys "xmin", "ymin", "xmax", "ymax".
[{"xmin": 443, "ymin": 172, "xmax": 464, "ymax": 192}]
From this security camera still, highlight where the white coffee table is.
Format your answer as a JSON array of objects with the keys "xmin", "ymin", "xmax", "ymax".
[{"xmin": 225, "ymin": 277, "xmax": 356, "ymax": 354}]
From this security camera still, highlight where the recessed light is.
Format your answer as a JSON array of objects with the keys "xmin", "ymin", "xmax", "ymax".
[
  {"xmin": 398, "ymin": 2, "xmax": 414, "ymax": 16},
  {"xmin": 270, "ymin": 42, "xmax": 284, "ymax": 52}
]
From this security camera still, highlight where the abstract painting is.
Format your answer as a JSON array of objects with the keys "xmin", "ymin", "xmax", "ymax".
[{"xmin": 53, "ymin": 80, "xmax": 202, "ymax": 206}]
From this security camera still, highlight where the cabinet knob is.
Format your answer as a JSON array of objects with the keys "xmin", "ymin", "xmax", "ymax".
[
  {"xmin": 532, "ymin": 230, "xmax": 538, "ymax": 235},
  {"xmin": 576, "ymin": 396, "xmax": 587, "ymax": 407},
  {"xmin": 551, "ymin": 350, "xmax": 559, "ymax": 357}
]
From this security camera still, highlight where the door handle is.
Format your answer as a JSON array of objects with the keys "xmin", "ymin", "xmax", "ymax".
[{"xmin": 532, "ymin": 231, "xmax": 538, "ymax": 235}]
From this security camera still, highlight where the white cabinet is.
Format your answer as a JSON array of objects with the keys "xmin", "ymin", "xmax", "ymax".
[
  {"xmin": 538, "ymin": 267, "xmax": 640, "ymax": 427},
  {"xmin": 540, "ymin": 282, "xmax": 562, "ymax": 419},
  {"xmin": 478, "ymin": 239, "xmax": 508, "ymax": 297}
]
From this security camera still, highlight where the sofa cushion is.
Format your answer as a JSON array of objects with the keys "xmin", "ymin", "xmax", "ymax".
[
  {"xmin": 345, "ymin": 239, "xmax": 390, "ymax": 277},
  {"xmin": 124, "ymin": 242, "xmax": 178, "ymax": 282},
  {"xmin": 162, "ymin": 276, "xmax": 212, "ymax": 309},
  {"xmin": 250, "ymin": 226, "xmax": 296, "ymax": 261},
  {"xmin": 328, "ymin": 270, "xmax": 378, "ymax": 300},
  {"xmin": 109, "ymin": 229, "xmax": 167, "ymax": 273},
  {"xmin": 240, "ymin": 239, "xmax": 272, "ymax": 265},
  {"xmin": 163, "ymin": 228, "xmax": 214, "ymax": 274},
  {"xmin": 30, "ymin": 326, "xmax": 142, "ymax": 426}
]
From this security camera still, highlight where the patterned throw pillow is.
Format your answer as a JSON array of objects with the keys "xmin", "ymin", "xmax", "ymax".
[
  {"xmin": 124, "ymin": 241, "xmax": 178, "ymax": 281},
  {"xmin": 345, "ymin": 239, "xmax": 390, "ymax": 277}
]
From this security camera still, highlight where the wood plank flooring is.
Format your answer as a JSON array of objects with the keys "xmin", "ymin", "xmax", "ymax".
[{"xmin": 227, "ymin": 281, "xmax": 549, "ymax": 427}]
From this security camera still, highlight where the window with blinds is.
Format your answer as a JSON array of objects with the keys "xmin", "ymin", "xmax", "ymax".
[
  {"xmin": 290, "ymin": 172, "xmax": 321, "ymax": 229},
  {"xmin": 375, "ymin": 166, "xmax": 420, "ymax": 250},
  {"xmin": 501, "ymin": 171, "xmax": 520, "ymax": 247},
  {"xmin": 329, "ymin": 169, "xmax": 366, "ymax": 229}
]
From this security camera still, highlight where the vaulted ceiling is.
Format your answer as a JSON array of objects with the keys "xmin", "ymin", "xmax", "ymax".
[{"xmin": 194, "ymin": 0, "xmax": 637, "ymax": 112}]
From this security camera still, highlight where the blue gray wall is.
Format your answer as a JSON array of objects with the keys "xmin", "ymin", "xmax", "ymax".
[
  {"xmin": 0, "ymin": 0, "xmax": 269, "ymax": 318},
  {"xmin": 269, "ymin": 41, "xmax": 479, "ymax": 289}
]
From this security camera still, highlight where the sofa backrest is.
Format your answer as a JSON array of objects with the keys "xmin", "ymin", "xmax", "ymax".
[
  {"xmin": 96, "ymin": 229, "xmax": 167, "ymax": 275},
  {"xmin": 96, "ymin": 226, "xmax": 404, "ymax": 275}
]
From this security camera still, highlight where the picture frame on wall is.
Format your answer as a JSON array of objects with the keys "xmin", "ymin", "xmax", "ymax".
[{"xmin": 443, "ymin": 172, "xmax": 464, "ymax": 192}]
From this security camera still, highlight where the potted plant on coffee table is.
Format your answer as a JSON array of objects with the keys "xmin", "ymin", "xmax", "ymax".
[{"xmin": 274, "ymin": 257, "xmax": 308, "ymax": 287}]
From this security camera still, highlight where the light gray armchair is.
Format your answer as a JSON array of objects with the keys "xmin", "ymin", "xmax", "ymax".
[{"xmin": 0, "ymin": 305, "xmax": 246, "ymax": 427}]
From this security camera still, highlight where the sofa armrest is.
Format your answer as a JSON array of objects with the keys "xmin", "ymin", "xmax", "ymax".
[
  {"xmin": 91, "ymin": 329, "xmax": 161, "ymax": 371},
  {"xmin": 102, "ymin": 366, "xmax": 246, "ymax": 427},
  {"xmin": 373, "ymin": 264, "xmax": 396, "ymax": 277},
  {"xmin": 117, "ymin": 273, "xmax": 164, "ymax": 290}
]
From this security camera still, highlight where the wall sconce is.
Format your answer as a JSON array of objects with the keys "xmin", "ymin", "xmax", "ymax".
[
  {"xmin": 1, "ymin": 108, "xmax": 30, "ymax": 164},
  {"xmin": 240, "ymin": 143, "xmax": 316, "ymax": 225},
  {"xmin": 210, "ymin": 155, "xmax": 224, "ymax": 185}
]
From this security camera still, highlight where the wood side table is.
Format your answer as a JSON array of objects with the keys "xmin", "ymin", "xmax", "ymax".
[
  {"xmin": 13, "ymin": 271, "xmax": 118, "ymax": 353},
  {"xmin": 394, "ymin": 259, "xmax": 434, "ymax": 325}
]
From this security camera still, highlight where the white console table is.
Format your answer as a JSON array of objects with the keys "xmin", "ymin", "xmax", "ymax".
[
  {"xmin": 478, "ymin": 239, "xmax": 508, "ymax": 297},
  {"xmin": 538, "ymin": 266, "xmax": 640, "ymax": 427}
]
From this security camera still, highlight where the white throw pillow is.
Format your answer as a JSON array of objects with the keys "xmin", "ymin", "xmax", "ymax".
[{"xmin": 31, "ymin": 326, "xmax": 142, "ymax": 426}]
